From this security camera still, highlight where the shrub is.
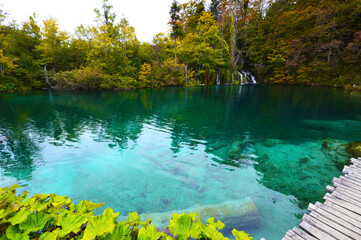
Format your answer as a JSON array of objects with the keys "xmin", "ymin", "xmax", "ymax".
[
  {"xmin": 100, "ymin": 75, "xmax": 137, "ymax": 90},
  {"xmin": 0, "ymin": 185, "xmax": 253, "ymax": 240},
  {"xmin": 52, "ymin": 66, "xmax": 104, "ymax": 90}
]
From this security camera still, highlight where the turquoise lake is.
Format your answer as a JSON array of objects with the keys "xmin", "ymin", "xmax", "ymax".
[{"xmin": 1, "ymin": 85, "xmax": 361, "ymax": 239}]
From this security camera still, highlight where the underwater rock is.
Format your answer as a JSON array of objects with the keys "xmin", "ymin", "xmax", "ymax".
[
  {"xmin": 120, "ymin": 197, "xmax": 260, "ymax": 230},
  {"xmin": 227, "ymin": 141, "xmax": 243, "ymax": 158},
  {"xmin": 298, "ymin": 157, "xmax": 309, "ymax": 164},
  {"xmin": 321, "ymin": 140, "xmax": 328, "ymax": 150},
  {"xmin": 347, "ymin": 141, "xmax": 361, "ymax": 158},
  {"xmin": 261, "ymin": 139, "xmax": 283, "ymax": 148}
]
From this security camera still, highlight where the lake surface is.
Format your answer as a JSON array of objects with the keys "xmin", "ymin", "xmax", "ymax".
[{"xmin": 1, "ymin": 85, "xmax": 361, "ymax": 239}]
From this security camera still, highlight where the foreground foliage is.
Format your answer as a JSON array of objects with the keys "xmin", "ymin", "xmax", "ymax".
[{"xmin": 0, "ymin": 185, "xmax": 252, "ymax": 240}]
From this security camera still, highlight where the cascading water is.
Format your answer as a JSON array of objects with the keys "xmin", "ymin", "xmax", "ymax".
[
  {"xmin": 242, "ymin": 71, "xmax": 249, "ymax": 84},
  {"xmin": 44, "ymin": 65, "xmax": 53, "ymax": 88},
  {"xmin": 216, "ymin": 74, "xmax": 220, "ymax": 85},
  {"xmin": 250, "ymin": 74, "xmax": 256, "ymax": 84},
  {"xmin": 237, "ymin": 71, "xmax": 245, "ymax": 85},
  {"xmin": 239, "ymin": 70, "xmax": 257, "ymax": 84}
]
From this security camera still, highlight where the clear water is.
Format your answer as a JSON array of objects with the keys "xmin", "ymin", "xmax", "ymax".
[{"xmin": 1, "ymin": 85, "xmax": 361, "ymax": 239}]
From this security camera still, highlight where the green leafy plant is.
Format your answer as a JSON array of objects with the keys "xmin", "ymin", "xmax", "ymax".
[{"xmin": 0, "ymin": 185, "xmax": 253, "ymax": 240}]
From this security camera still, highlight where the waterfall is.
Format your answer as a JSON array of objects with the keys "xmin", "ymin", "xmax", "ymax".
[
  {"xmin": 241, "ymin": 71, "xmax": 249, "ymax": 84},
  {"xmin": 216, "ymin": 74, "xmax": 220, "ymax": 85},
  {"xmin": 250, "ymin": 73, "xmax": 256, "ymax": 84},
  {"xmin": 237, "ymin": 71, "xmax": 245, "ymax": 85},
  {"xmin": 240, "ymin": 70, "xmax": 257, "ymax": 84},
  {"xmin": 44, "ymin": 65, "xmax": 53, "ymax": 88}
]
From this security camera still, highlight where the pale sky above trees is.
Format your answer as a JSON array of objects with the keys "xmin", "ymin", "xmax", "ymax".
[{"xmin": 2, "ymin": 0, "xmax": 207, "ymax": 42}]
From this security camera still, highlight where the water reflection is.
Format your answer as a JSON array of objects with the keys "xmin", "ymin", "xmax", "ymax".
[{"xmin": 0, "ymin": 86, "xmax": 361, "ymax": 239}]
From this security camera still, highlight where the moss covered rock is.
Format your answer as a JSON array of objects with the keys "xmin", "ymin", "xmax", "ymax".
[{"xmin": 347, "ymin": 141, "xmax": 361, "ymax": 158}]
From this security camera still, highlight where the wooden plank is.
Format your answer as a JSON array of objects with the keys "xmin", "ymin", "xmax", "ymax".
[
  {"xmin": 346, "ymin": 173, "xmax": 361, "ymax": 182},
  {"xmin": 332, "ymin": 185, "xmax": 361, "ymax": 200},
  {"xmin": 302, "ymin": 214, "xmax": 352, "ymax": 240},
  {"xmin": 346, "ymin": 170, "xmax": 361, "ymax": 180},
  {"xmin": 282, "ymin": 235, "xmax": 292, "ymax": 240},
  {"xmin": 334, "ymin": 179, "xmax": 361, "ymax": 194},
  {"xmin": 282, "ymin": 157, "xmax": 361, "ymax": 240},
  {"xmin": 343, "ymin": 165, "xmax": 351, "ymax": 174},
  {"xmin": 333, "ymin": 179, "xmax": 361, "ymax": 192},
  {"xmin": 346, "ymin": 164, "xmax": 361, "ymax": 172},
  {"xmin": 349, "ymin": 161, "xmax": 361, "ymax": 167},
  {"xmin": 332, "ymin": 180, "xmax": 361, "ymax": 195},
  {"xmin": 321, "ymin": 199, "xmax": 361, "ymax": 222},
  {"xmin": 349, "ymin": 163, "xmax": 361, "ymax": 171},
  {"xmin": 339, "ymin": 176, "xmax": 361, "ymax": 187},
  {"xmin": 344, "ymin": 174, "xmax": 361, "ymax": 183},
  {"xmin": 333, "ymin": 178, "xmax": 361, "ymax": 193},
  {"xmin": 334, "ymin": 177, "xmax": 361, "ymax": 188},
  {"xmin": 285, "ymin": 230, "xmax": 305, "ymax": 240},
  {"xmin": 314, "ymin": 201, "xmax": 361, "ymax": 230},
  {"xmin": 343, "ymin": 165, "xmax": 361, "ymax": 175},
  {"xmin": 300, "ymin": 217, "xmax": 336, "ymax": 240},
  {"xmin": 333, "ymin": 188, "xmax": 361, "ymax": 204},
  {"xmin": 330, "ymin": 191, "xmax": 361, "ymax": 208},
  {"xmin": 350, "ymin": 159, "xmax": 361, "ymax": 165},
  {"xmin": 325, "ymin": 192, "xmax": 361, "ymax": 209},
  {"xmin": 350, "ymin": 158, "xmax": 361, "ymax": 165},
  {"xmin": 292, "ymin": 227, "xmax": 318, "ymax": 240},
  {"xmin": 308, "ymin": 203, "xmax": 361, "ymax": 233},
  {"xmin": 331, "ymin": 184, "xmax": 361, "ymax": 199},
  {"xmin": 324, "ymin": 195, "xmax": 361, "ymax": 216},
  {"xmin": 344, "ymin": 169, "xmax": 361, "ymax": 179},
  {"xmin": 326, "ymin": 185, "xmax": 335, "ymax": 193},
  {"xmin": 308, "ymin": 211, "xmax": 361, "ymax": 239}
]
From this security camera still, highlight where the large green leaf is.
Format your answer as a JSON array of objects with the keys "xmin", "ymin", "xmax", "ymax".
[
  {"xmin": 201, "ymin": 217, "xmax": 228, "ymax": 240},
  {"xmin": 103, "ymin": 222, "xmax": 131, "ymax": 240},
  {"xmin": 19, "ymin": 212, "xmax": 52, "ymax": 234},
  {"xmin": 7, "ymin": 208, "xmax": 32, "ymax": 225},
  {"xmin": 167, "ymin": 213, "xmax": 203, "ymax": 240},
  {"xmin": 138, "ymin": 225, "xmax": 165, "ymax": 240},
  {"xmin": 83, "ymin": 200, "xmax": 104, "ymax": 211},
  {"xmin": 6, "ymin": 225, "xmax": 20, "ymax": 239},
  {"xmin": 232, "ymin": 229, "xmax": 253, "ymax": 240},
  {"xmin": 1, "ymin": 204, "xmax": 21, "ymax": 221},
  {"xmin": 39, "ymin": 232, "xmax": 57, "ymax": 240},
  {"xmin": 70, "ymin": 200, "xmax": 104, "ymax": 214},
  {"xmin": 25, "ymin": 198, "xmax": 49, "ymax": 212},
  {"xmin": 50, "ymin": 195, "xmax": 72, "ymax": 209},
  {"xmin": 9, "ymin": 234, "xmax": 28, "ymax": 240},
  {"xmin": 5, "ymin": 226, "xmax": 29, "ymax": 240},
  {"xmin": 54, "ymin": 213, "xmax": 87, "ymax": 237},
  {"xmin": 81, "ymin": 208, "xmax": 119, "ymax": 240},
  {"xmin": 127, "ymin": 212, "xmax": 140, "ymax": 224}
]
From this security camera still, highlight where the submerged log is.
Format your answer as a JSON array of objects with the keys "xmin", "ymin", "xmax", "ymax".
[{"xmin": 121, "ymin": 197, "xmax": 260, "ymax": 230}]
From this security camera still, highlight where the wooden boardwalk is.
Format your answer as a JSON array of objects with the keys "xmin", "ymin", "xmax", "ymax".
[{"xmin": 282, "ymin": 157, "xmax": 361, "ymax": 240}]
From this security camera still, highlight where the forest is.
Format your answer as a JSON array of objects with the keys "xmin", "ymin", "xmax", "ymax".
[{"xmin": 0, "ymin": 0, "xmax": 360, "ymax": 92}]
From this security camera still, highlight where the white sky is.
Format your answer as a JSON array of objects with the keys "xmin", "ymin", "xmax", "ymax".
[{"xmin": 2, "ymin": 0, "xmax": 207, "ymax": 42}]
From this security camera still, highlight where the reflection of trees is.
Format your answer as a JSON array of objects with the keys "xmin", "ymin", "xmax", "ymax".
[
  {"xmin": 0, "ymin": 90, "xmax": 147, "ymax": 180},
  {"xmin": 0, "ymin": 86, "xmax": 360, "ymax": 203}
]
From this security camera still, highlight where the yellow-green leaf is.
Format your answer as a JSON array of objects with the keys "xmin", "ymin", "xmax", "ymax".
[
  {"xmin": 81, "ymin": 208, "xmax": 119, "ymax": 240},
  {"xmin": 232, "ymin": 229, "xmax": 253, "ymax": 240},
  {"xmin": 19, "ymin": 213, "xmax": 52, "ymax": 234},
  {"xmin": 138, "ymin": 225, "xmax": 165, "ymax": 240}
]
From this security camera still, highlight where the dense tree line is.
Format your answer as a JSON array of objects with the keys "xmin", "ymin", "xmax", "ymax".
[{"xmin": 0, "ymin": 0, "xmax": 360, "ymax": 92}]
